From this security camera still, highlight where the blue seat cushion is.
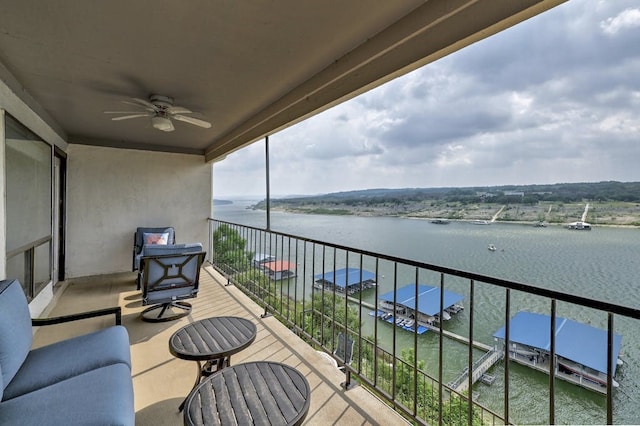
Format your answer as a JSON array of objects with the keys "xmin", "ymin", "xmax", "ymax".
[
  {"xmin": 2, "ymin": 325, "xmax": 131, "ymax": 400},
  {"xmin": 0, "ymin": 279, "xmax": 34, "ymax": 394},
  {"xmin": 0, "ymin": 363, "xmax": 134, "ymax": 426},
  {"xmin": 142, "ymin": 242, "xmax": 202, "ymax": 257}
]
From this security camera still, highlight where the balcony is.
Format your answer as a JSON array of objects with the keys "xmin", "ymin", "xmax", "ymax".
[
  {"xmin": 35, "ymin": 266, "xmax": 409, "ymax": 425},
  {"xmin": 30, "ymin": 218, "xmax": 640, "ymax": 424},
  {"xmin": 205, "ymin": 219, "xmax": 640, "ymax": 425},
  {"xmin": 3, "ymin": 2, "xmax": 636, "ymax": 424}
]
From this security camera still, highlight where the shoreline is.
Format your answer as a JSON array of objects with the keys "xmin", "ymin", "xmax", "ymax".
[{"xmin": 257, "ymin": 205, "xmax": 640, "ymax": 228}]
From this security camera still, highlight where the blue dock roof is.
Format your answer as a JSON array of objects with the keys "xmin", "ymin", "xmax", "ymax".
[
  {"xmin": 493, "ymin": 311, "xmax": 622, "ymax": 375},
  {"xmin": 314, "ymin": 268, "xmax": 376, "ymax": 289},
  {"xmin": 378, "ymin": 284, "xmax": 464, "ymax": 316}
]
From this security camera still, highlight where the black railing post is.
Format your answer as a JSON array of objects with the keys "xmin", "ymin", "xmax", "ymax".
[
  {"xmin": 438, "ymin": 273, "xmax": 444, "ymax": 426},
  {"xmin": 504, "ymin": 288, "xmax": 510, "ymax": 424},
  {"xmin": 550, "ymin": 299, "xmax": 556, "ymax": 424},
  {"xmin": 607, "ymin": 312, "xmax": 614, "ymax": 425},
  {"xmin": 265, "ymin": 135, "xmax": 271, "ymax": 231},
  {"xmin": 467, "ymin": 279, "xmax": 475, "ymax": 426},
  {"xmin": 413, "ymin": 267, "xmax": 419, "ymax": 417}
]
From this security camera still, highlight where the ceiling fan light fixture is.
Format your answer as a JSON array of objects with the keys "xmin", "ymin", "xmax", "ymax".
[{"xmin": 151, "ymin": 116, "xmax": 174, "ymax": 132}]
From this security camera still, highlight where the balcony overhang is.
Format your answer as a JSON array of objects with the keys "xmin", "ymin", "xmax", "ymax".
[{"xmin": 0, "ymin": 0, "xmax": 565, "ymax": 161}]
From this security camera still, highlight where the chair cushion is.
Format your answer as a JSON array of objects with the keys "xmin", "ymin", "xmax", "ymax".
[
  {"xmin": 0, "ymin": 363, "xmax": 134, "ymax": 426},
  {"xmin": 2, "ymin": 325, "xmax": 131, "ymax": 400},
  {"xmin": 142, "ymin": 242, "xmax": 202, "ymax": 257},
  {"xmin": 0, "ymin": 279, "xmax": 33, "ymax": 393}
]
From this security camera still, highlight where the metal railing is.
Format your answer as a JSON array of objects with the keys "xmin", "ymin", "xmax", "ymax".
[{"xmin": 208, "ymin": 218, "xmax": 640, "ymax": 425}]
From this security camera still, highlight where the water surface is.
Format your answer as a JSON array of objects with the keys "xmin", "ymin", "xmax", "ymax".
[{"xmin": 214, "ymin": 202, "xmax": 640, "ymax": 424}]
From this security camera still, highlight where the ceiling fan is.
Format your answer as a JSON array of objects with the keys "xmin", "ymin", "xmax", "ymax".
[{"xmin": 104, "ymin": 94, "xmax": 212, "ymax": 132}]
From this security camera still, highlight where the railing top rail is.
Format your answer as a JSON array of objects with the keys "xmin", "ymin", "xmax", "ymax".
[{"xmin": 210, "ymin": 218, "xmax": 640, "ymax": 320}]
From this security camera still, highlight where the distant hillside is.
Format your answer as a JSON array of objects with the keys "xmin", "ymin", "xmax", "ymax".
[
  {"xmin": 256, "ymin": 181, "xmax": 640, "ymax": 206},
  {"xmin": 213, "ymin": 199, "xmax": 233, "ymax": 206},
  {"xmin": 252, "ymin": 181, "xmax": 640, "ymax": 226}
]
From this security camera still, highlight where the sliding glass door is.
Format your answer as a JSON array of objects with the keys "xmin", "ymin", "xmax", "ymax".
[{"xmin": 5, "ymin": 114, "xmax": 53, "ymax": 300}]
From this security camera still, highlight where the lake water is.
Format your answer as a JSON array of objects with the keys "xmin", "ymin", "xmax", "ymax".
[{"xmin": 214, "ymin": 201, "xmax": 640, "ymax": 424}]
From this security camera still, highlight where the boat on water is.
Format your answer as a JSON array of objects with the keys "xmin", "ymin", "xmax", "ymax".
[
  {"xmin": 567, "ymin": 221, "xmax": 592, "ymax": 230},
  {"xmin": 431, "ymin": 218, "xmax": 450, "ymax": 224},
  {"xmin": 488, "ymin": 244, "xmax": 497, "ymax": 251},
  {"xmin": 445, "ymin": 303, "xmax": 464, "ymax": 314}
]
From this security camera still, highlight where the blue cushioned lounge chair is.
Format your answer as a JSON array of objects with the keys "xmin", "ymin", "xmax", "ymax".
[{"xmin": 139, "ymin": 243, "xmax": 206, "ymax": 322}]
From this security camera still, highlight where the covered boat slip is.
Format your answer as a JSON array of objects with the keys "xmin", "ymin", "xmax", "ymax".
[
  {"xmin": 493, "ymin": 311, "xmax": 623, "ymax": 393},
  {"xmin": 313, "ymin": 268, "xmax": 377, "ymax": 295},
  {"xmin": 380, "ymin": 284, "xmax": 464, "ymax": 321},
  {"xmin": 371, "ymin": 284, "xmax": 465, "ymax": 334},
  {"xmin": 261, "ymin": 260, "xmax": 296, "ymax": 281}
]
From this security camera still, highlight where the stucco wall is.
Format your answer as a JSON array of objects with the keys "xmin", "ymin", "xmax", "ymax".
[
  {"xmin": 66, "ymin": 144, "xmax": 211, "ymax": 278},
  {"xmin": 0, "ymin": 110, "xmax": 5, "ymax": 278}
]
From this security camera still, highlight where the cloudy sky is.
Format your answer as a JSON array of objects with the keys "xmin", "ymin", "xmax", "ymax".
[{"xmin": 213, "ymin": 0, "xmax": 640, "ymax": 199}]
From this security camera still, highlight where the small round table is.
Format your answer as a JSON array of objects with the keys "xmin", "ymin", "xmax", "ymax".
[
  {"xmin": 183, "ymin": 361, "xmax": 311, "ymax": 426},
  {"xmin": 169, "ymin": 316, "xmax": 257, "ymax": 410}
]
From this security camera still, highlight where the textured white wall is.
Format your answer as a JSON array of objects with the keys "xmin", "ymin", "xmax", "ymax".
[
  {"xmin": 66, "ymin": 144, "xmax": 211, "ymax": 278},
  {"xmin": 0, "ymin": 110, "xmax": 5, "ymax": 279}
]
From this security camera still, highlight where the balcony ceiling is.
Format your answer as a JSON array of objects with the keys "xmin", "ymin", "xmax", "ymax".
[{"xmin": 0, "ymin": 0, "xmax": 564, "ymax": 161}]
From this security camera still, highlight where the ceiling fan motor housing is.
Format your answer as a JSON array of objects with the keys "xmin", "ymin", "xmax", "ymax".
[{"xmin": 150, "ymin": 94, "xmax": 174, "ymax": 109}]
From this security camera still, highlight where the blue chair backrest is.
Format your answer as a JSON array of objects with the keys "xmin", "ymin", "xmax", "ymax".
[
  {"xmin": 0, "ymin": 279, "xmax": 33, "ymax": 398},
  {"xmin": 140, "ymin": 243, "xmax": 205, "ymax": 305},
  {"xmin": 134, "ymin": 227, "xmax": 176, "ymax": 253}
]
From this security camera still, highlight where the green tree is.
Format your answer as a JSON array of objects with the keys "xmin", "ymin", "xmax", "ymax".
[
  {"xmin": 303, "ymin": 292, "xmax": 361, "ymax": 354},
  {"xmin": 212, "ymin": 224, "xmax": 252, "ymax": 273}
]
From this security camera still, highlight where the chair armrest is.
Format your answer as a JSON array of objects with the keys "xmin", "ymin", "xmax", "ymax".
[
  {"xmin": 133, "ymin": 231, "xmax": 140, "ymax": 271},
  {"xmin": 32, "ymin": 306, "xmax": 122, "ymax": 326}
]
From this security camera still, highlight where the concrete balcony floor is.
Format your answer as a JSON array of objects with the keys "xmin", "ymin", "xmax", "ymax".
[{"xmin": 34, "ymin": 265, "xmax": 408, "ymax": 425}]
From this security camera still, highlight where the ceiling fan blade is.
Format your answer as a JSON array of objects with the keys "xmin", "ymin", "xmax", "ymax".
[
  {"xmin": 111, "ymin": 113, "xmax": 153, "ymax": 121},
  {"xmin": 123, "ymin": 98, "xmax": 157, "ymax": 112},
  {"xmin": 172, "ymin": 114, "xmax": 212, "ymax": 128},
  {"xmin": 167, "ymin": 106, "xmax": 192, "ymax": 115},
  {"xmin": 104, "ymin": 110, "xmax": 144, "ymax": 114}
]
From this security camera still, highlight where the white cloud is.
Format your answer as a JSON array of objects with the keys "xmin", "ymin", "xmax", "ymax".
[
  {"xmin": 213, "ymin": 1, "xmax": 640, "ymax": 198},
  {"xmin": 600, "ymin": 8, "xmax": 640, "ymax": 35}
]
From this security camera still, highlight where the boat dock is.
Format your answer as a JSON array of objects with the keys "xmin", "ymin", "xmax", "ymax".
[
  {"xmin": 358, "ymin": 298, "xmax": 503, "ymax": 394},
  {"xmin": 447, "ymin": 349, "xmax": 503, "ymax": 393},
  {"xmin": 423, "ymin": 322, "xmax": 503, "ymax": 393},
  {"xmin": 358, "ymin": 298, "xmax": 494, "ymax": 351}
]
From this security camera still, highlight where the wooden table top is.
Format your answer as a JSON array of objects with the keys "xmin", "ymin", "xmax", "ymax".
[
  {"xmin": 169, "ymin": 316, "xmax": 257, "ymax": 362},
  {"xmin": 183, "ymin": 361, "xmax": 311, "ymax": 426}
]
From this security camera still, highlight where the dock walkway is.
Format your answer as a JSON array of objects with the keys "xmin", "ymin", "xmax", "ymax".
[
  {"xmin": 362, "ymin": 298, "xmax": 503, "ymax": 394},
  {"xmin": 447, "ymin": 349, "xmax": 503, "ymax": 393}
]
